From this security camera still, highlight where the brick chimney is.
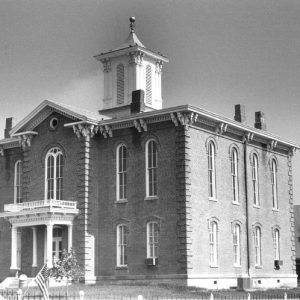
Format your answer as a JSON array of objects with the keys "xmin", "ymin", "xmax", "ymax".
[
  {"xmin": 234, "ymin": 104, "xmax": 246, "ymax": 123},
  {"xmin": 4, "ymin": 117, "xmax": 15, "ymax": 138},
  {"xmin": 254, "ymin": 111, "xmax": 266, "ymax": 130},
  {"xmin": 131, "ymin": 90, "xmax": 145, "ymax": 114}
]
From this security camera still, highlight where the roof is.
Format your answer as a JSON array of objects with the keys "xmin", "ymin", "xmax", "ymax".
[
  {"xmin": 111, "ymin": 31, "xmax": 145, "ymax": 51},
  {"xmin": 9, "ymin": 99, "xmax": 110, "ymax": 136}
]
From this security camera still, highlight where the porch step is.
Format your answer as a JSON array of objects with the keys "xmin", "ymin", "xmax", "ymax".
[{"xmin": 0, "ymin": 277, "xmax": 20, "ymax": 289}]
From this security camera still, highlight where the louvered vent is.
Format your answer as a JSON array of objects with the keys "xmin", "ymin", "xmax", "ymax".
[
  {"xmin": 117, "ymin": 64, "xmax": 125, "ymax": 104},
  {"xmin": 146, "ymin": 65, "xmax": 152, "ymax": 105}
]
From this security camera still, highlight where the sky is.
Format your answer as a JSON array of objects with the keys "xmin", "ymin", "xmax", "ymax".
[{"xmin": 0, "ymin": 0, "xmax": 300, "ymax": 201}]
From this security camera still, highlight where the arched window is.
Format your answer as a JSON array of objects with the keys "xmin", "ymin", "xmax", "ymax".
[
  {"xmin": 231, "ymin": 148, "xmax": 239, "ymax": 203},
  {"xmin": 116, "ymin": 64, "xmax": 125, "ymax": 105},
  {"xmin": 233, "ymin": 224, "xmax": 241, "ymax": 266},
  {"xmin": 116, "ymin": 145, "xmax": 127, "ymax": 201},
  {"xmin": 45, "ymin": 147, "xmax": 64, "ymax": 200},
  {"xmin": 252, "ymin": 154, "xmax": 259, "ymax": 206},
  {"xmin": 146, "ymin": 65, "xmax": 152, "ymax": 105},
  {"xmin": 208, "ymin": 142, "xmax": 216, "ymax": 199},
  {"xmin": 146, "ymin": 140, "xmax": 157, "ymax": 197},
  {"xmin": 254, "ymin": 226, "xmax": 262, "ymax": 266},
  {"xmin": 14, "ymin": 160, "xmax": 22, "ymax": 204},
  {"xmin": 209, "ymin": 221, "xmax": 218, "ymax": 266},
  {"xmin": 271, "ymin": 159, "xmax": 278, "ymax": 210},
  {"xmin": 147, "ymin": 222, "xmax": 159, "ymax": 259},
  {"xmin": 274, "ymin": 228, "xmax": 280, "ymax": 261},
  {"xmin": 116, "ymin": 224, "xmax": 128, "ymax": 267}
]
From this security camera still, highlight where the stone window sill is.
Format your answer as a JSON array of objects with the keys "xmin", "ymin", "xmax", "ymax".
[
  {"xmin": 210, "ymin": 264, "xmax": 219, "ymax": 268},
  {"xmin": 208, "ymin": 197, "xmax": 218, "ymax": 202},
  {"xmin": 255, "ymin": 265, "xmax": 263, "ymax": 269},
  {"xmin": 115, "ymin": 266, "xmax": 128, "ymax": 270},
  {"xmin": 253, "ymin": 205, "xmax": 261, "ymax": 209},
  {"xmin": 115, "ymin": 199, "xmax": 128, "ymax": 204},
  {"xmin": 232, "ymin": 201, "xmax": 240, "ymax": 206},
  {"xmin": 272, "ymin": 208, "xmax": 279, "ymax": 212},
  {"xmin": 144, "ymin": 196, "xmax": 159, "ymax": 201}
]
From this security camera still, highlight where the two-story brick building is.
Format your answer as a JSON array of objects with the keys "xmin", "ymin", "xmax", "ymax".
[{"xmin": 0, "ymin": 18, "xmax": 299, "ymax": 289}]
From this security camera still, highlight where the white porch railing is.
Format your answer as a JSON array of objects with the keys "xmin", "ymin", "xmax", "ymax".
[{"xmin": 4, "ymin": 199, "xmax": 77, "ymax": 212}]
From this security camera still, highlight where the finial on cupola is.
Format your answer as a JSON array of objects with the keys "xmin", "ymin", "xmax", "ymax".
[{"xmin": 129, "ymin": 16, "xmax": 136, "ymax": 33}]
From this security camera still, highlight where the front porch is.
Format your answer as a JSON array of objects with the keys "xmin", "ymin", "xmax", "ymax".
[{"xmin": 0, "ymin": 199, "xmax": 78, "ymax": 276}]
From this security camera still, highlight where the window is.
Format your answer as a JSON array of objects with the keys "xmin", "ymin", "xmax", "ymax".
[
  {"xmin": 52, "ymin": 227, "xmax": 63, "ymax": 260},
  {"xmin": 271, "ymin": 159, "xmax": 278, "ymax": 210},
  {"xmin": 209, "ymin": 221, "xmax": 218, "ymax": 266},
  {"xmin": 116, "ymin": 224, "xmax": 127, "ymax": 267},
  {"xmin": 233, "ymin": 224, "xmax": 241, "ymax": 266},
  {"xmin": 146, "ymin": 140, "xmax": 157, "ymax": 197},
  {"xmin": 208, "ymin": 142, "xmax": 216, "ymax": 199},
  {"xmin": 231, "ymin": 148, "xmax": 239, "ymax": 203},
  {"xmin": 14, "ymin": 160, "xmax": 22, "ymax": 204},
  {"xmin": 146, "ymin": 65, "xmax": 152, "ymax": 105},
  {"xmin": 116, "ymin": 145, "xmax": 127, "ymax": 201},
  {"xmin": 254, "ymin": 226, "xmax": 262, "ymax": 266},
  {"xmin": 147, "ymin": 222, "xmax": 158, "ymax": 259},
  {"xmin": 45, "ymin": 147, "xmax": 64, "ymax": 200},
  {"xmin": 117, "ymin": 64, "xmax": 125, "ymax": 105},
  {"xmin": 274, "ymin": 229, "xmax": 280, "ymax": 261},
  {"xmin": 252, "ymin": 154, "xmax": 259, "ymax": 206}
]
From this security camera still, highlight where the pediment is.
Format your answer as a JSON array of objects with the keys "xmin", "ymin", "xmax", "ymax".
[{"xmin": 10, "ymin": 100, "xmax": 107, "ymax": 135}]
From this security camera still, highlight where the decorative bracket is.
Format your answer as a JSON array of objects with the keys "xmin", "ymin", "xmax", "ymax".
[
  {"xmin": 72, "ymin": 124, "xmax": 99, "ymax": 141},
  {"xmin": 99, "ymin": 125, "xmax": 113, "ymax": 138},
  {"xmin": 134, "ymin": 119, "xmax": 147, "ymax": 133},
  {"xmin": 215, "ymin": 123, "xmax": 228, "ymax": 135},
  {"xmin": 288, "ymin": 147, "xmax": 297, "ymax": 157},
  {"xmin": 171, "ymin": 112, "xmax": 198, "ymax": 129},
  {"xmin": 242, "ymin": 132, "xmax": 254, "ymax": 143},
  {"xmin": 155, "ymin": 60, "xmax": 163, "ymax": 74},
  {"xmin": 16, "ymin": 132, "xmax": 38, "ymax": 150},
  {"xmin": 267, "ymin": 140, "xmax": 278, "ymax": 151},
  {"xmin": 129, "ymin": 51, "xmax": 144, "ymax": 66},
  {"xmin": 0, "ymin": 146, "xmax": 4, "ymax": 156},
  {"xmin": 101, "ymin": 58, "xmax": 111, "ymax": 72}
]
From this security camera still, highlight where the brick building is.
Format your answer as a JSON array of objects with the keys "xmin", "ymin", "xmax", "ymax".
[{"xmin": 0, "ymin": 18, "xmax": 299, "ymax": 289}]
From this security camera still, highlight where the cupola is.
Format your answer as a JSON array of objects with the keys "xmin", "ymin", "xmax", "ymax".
[{"xmin": 95, "ymin": 17, "xmax": 169, "ymax": 118}]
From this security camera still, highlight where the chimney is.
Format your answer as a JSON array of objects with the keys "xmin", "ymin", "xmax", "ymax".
[
  {"xmin": 254, "ymin": 111, "xmax": 266, "ymax": 130},
  {"xmin": 234, "ymin": 104, "xmax": 246, "ymax": 123},
  {"xmin": 131, "ymin": 90, "xmax": 145, "ymax": 114},
  {"xmin": 4, "ymin": 117, "xmax": 15, "ymax": 138}
]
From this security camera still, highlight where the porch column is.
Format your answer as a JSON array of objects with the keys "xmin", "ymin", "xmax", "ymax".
[
  {"xmin": 67, "ymin": 224, "xmax": 73, "ymax": 251},
  {"xmin": 10, "ymin": 225, "xmax": 18, "ymax": 270},
  {"xmin": 32, "ymin": 227, "xmax": 37, "ymax": 267},
  {"xmin": 46, "ymin": 223, "xmax": 53, "ymax": 268}
]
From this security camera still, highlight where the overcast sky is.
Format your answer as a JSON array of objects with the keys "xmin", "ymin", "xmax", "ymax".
[{"xmin": 1, "ymin": 0, "xmax": 300, "ymax": 202}]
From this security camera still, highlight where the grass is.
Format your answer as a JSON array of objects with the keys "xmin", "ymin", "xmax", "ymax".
[{"xmin": 42, "ymin": 283, "xmax": 300, "ymax": 298}]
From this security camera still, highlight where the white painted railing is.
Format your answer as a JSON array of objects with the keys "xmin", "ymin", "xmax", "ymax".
[{"xmin": 4, "ymin": 199, "xmax": 77, "ymax": 212}]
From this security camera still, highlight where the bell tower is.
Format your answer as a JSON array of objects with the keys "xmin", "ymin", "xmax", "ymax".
[{"xmin": 95, "ymin": 17, "xmax": 169, "ymax": 117}]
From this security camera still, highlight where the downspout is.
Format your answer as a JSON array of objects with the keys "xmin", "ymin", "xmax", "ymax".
[{"xmin": 243, "ymin": 137, "xmax": 251, "ymax": 278}]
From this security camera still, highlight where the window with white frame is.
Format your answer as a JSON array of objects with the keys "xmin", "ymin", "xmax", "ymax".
[
  {"xmin": 14, "ymin": 160, "xmax": 22, "ymax": 204},
  {"xmin": 116, "ymin": 224, "xmax": 128, "ymax": 267},
  {"xmin": 231, "ymin": 148, "xmax": 239, "ymax": 203},
  {"xmin": 271, "ymin": 159, "xmax": 278, "ymax": 210},
  {"xmin": 273, "ymin": 228, "xmax": 280, "ymax": 261},
  {"xmin": 116, "ymin": 144, "xmax": 127, "ymax": 201},
  {"xmin": 146, "ymin": 140, "xmax": 157, "ymax": 197},
  {"xmin": 45, "ymin": 147, "xmax": 64, "ymax": 200},
  {"xmin": 252, "ymin": 154, "xmax": 259, "ymax": 206},
  {"xmin": 209, "ymin": 221, "xmax": 218, "ymax": 266},
  {"xmin": 147, "ymin": 222, "xmax": 159, "ymax": 259},
  {"xmin": 208, "ymin": 142, "xmax": 216, "ymax": 199},
  {"xmin": 116, "ymin": 64, "xmax": 125, "ymax": 105},
  {"xmin": 233, "ymin": 224, "xmax": 241, "ymax": 266},
  {"xmin": 146, "ymin": 65, "xmax": 152, "ymax": 105},
  {"xmin": 254, "ymin": 226, "xmax": 262, "ymax": 266}
]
